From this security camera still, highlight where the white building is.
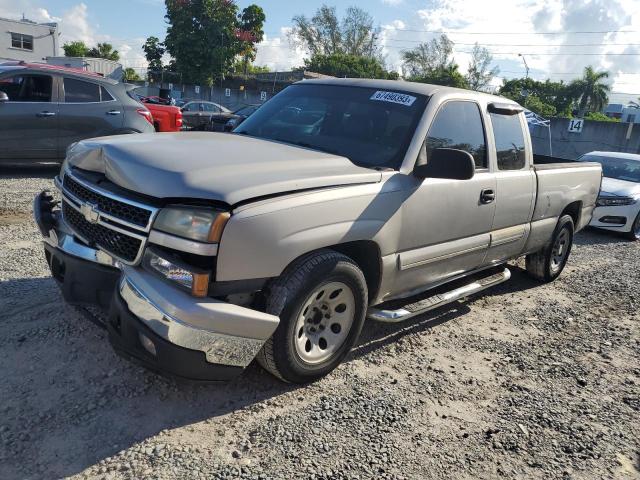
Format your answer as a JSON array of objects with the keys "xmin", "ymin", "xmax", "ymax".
[
  {"xmin": 621, "ymin": 106, "xmax": 640, "ymax": 124},
  {"xmin": 46, "ymin": 56, "xmax": 122, "ymax": 79},
  {"xmin": 0, "ymin": 16, "xmax": 58, "ymax": 63}
]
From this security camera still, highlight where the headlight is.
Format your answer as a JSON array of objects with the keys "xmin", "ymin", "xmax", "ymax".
[
  {"xmin": 596, "ymin": 196, "xmax": 637, "ymax": 207},
  {"xmin": 145, "ymin": 249, "xmax": 210, "ymax": 297},
  {"xmin": 226, "ymin": 118, "xmax": 238, "ymax": 127},
  {"xmin": 153, "ymin": 206, "xmax": 230, "ymax": 243}
]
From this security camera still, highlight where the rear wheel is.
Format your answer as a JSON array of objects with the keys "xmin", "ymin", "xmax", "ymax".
[
  {"xmin": 256, "ymin": 250, "xmax": 368, "ymax": 383},
  {"xmin": 526, "ymin": 214, "xmax": 574, "ymax": 282},
  {"xmin": 624, "ymin": 211, "xmax": 640, "ymax": 241}
]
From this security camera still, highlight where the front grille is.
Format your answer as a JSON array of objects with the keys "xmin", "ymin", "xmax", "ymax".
[
  {"xmin": 63, "ymin": 174, "xmax": 152, "ymax": 228},
  {"xmin": 62, "ymin": 201, "xmax": 142, "ymax": 263}
]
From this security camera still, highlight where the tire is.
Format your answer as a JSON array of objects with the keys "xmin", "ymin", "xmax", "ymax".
[
  {"xmin": 623, "ymin": 211, "xmax": 640, "ymax": 241},
  {"xmin": 526, "ymin": 214, "xmax": 574, "ymax": 282},
  {"xmin": 256, "ymin": 250, "xmax": 368, "ymax": 383}
]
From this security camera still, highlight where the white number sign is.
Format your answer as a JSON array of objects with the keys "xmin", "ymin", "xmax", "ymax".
[
  {"xmin": 225, "ymin": 88, "xmax": 231, "ymax": 97},
  {"xmin": 168, "ymin": 83, "xmax": 173, "ymax": 90},
  {"xmin": 260, "ymin": 91, "xmax": 267, "ymax": 101},
  {"xmin": 568, "ymin": 118, "xmax": 584, "ymax": 133},
  {"xmin": 194, "ymin": 85, "xmax": 200, "ymax": 94}
]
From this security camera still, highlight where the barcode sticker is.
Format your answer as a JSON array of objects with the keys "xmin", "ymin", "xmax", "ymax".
[{"xmin": 370, "ymin": 91, "xmax": 417, "ymax": 106}]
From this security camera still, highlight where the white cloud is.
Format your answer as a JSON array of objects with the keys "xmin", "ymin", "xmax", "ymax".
[
  {"xmin": 254, "ymin": 27, "xmax": 306, "ymax": 71},
  {"xmin": 381, "ymin": 0, "xmax": 404, "ymax": 5}
]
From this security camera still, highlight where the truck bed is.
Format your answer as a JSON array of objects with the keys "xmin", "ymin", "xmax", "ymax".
[{"xmin": 532, "ymin": 162, "xmax": 602, "ymax": 231}]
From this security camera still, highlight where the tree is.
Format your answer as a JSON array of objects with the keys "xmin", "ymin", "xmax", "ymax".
[
  {"xmin": 123, "ymin": 68, "xmax": 141, "ymax": 82},
  {"xmin": 499, "ymin": 78, "xmax": 574, "ymax": 117},
  {"xmin": 401, "ymin": 35, "xmax": 454, "ymax": 78},
  {"xmin": 237, "ymin": 5, "xmax": 266, "ymax": 76},
  {"xmin": 164, "ymin": 0, "xmax": 263, "ymax": 85},
  {"xmin": 230, "ymin": 59, "xmax": 270, "ymax": 74},
  {"xmin": 87, "ymin": 42, "xmax": 119, "ymax": 61},
  {"xmin": 569, "ymin": 66, "xmax": 610, "ymax": 116},
  {"xmin": 303, "ymin": 53, "xmax": 397, "ymax": 79},
  {"xmin": 143, "ymin": 36, "xmax": 165, "ymax": 72},
  {"xmin": 627, "ymin": 97, "xmax": 640, "ymax": 109},
  {"xmin": 584, "ymin": 111, "xmax": 619, "ymax": 122},
  {"xmin": 411, "ymin": 64, "xmax": 468, "ymax": 89},
  {"xmin": 466, "ymin": 43, "xmax": 498, "ymax": 91},
  {"xmin": 291, "ymin": 5, "xmax": 380, "ymax": 58},
  {"xmin": 63, "ymin": 41, "xmax": 89, "ymax": 57}
]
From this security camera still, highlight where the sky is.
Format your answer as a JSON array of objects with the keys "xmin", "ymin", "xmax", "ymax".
[{"xmin": 2, "ymin": 0, "xmax": 639, "ymax": 104}]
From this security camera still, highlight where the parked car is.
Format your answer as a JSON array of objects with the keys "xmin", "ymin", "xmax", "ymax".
[
  {"xmin": 578, "ymin": 151, "xmax": 640, "ymax": 240},
  {"xmin": 222, "ymin": 104, "xmax": 260, "ymax": 132},
  {"xmin": 34, "ymin": 79, "xmax": 601, "ymax": 384},
  {"xmin": 180, "ymin": 100, "xmax": 230, "ymax": 130},
  {"xmin": 0, "ymin": 61, "xmax": 154, "ymax": 163},
  {"xmin": 135, "ymin": 95, "xmax": 183, "ymax": 132}
]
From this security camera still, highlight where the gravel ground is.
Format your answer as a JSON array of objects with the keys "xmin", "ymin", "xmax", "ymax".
[{"xmin": 1, "ymin": 168, "xmax": 639, "ymax": 480}]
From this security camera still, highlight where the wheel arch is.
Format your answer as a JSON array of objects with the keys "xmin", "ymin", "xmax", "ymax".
[{"xmin": 561, "ymin": 201, "xmax": 582, "ymax": 228}]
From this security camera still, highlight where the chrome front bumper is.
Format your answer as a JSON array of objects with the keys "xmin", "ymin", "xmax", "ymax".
[
  {"xmin": 118, "ymin": 269, "xmax": 279, "ymax": 368},
  {"xmin": 36, "ymin": 191, "xmax": 279, "ymax": 374}
]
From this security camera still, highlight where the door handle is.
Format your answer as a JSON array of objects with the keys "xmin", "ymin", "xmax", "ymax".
[
  {"xmin": 36, "ymin": 111, "xmax": 56, "ymax": 117},
  {"xmin": 106, "ymin": 110, "xmax": 121, "ymax": 115},
  {"xmin": 480, "ymin": 189, "xmax": 496, "ymax": 204}
]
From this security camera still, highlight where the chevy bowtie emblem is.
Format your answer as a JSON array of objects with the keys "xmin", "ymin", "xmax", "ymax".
[{"xmin": 80, "ymin": 202, "xmax": 100, "ymax": 224}]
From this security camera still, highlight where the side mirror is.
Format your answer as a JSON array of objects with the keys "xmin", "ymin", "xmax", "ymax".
[
  {"xmin": 414, "ymin": 147, "xmax": 475, "ymax": 180},
  {"xmin": 0, "ymin": 91, "xmax": 8, "ymax": 102}
]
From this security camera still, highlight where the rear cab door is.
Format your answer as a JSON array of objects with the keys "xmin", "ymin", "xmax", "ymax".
[
  {"xmin": 0, "ymin": 71, "xmax": 59, "ymax": 160},
  {"xmin": 57, "ymin": 76, "xmax": 124, "ymax": 155},
  {"xmin": 484, "ymin": 107, "xmax": 536, "ymax": 264}
]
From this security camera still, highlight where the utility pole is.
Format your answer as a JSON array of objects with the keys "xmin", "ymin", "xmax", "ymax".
[{"xmin": 518, "ymin": 54, "xmax": 530, "ymax": 79}]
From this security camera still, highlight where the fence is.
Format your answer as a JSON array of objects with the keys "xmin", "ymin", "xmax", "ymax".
[{"xmin": 530, "ymin": 117, "xmax": 640, "ymax": 160}]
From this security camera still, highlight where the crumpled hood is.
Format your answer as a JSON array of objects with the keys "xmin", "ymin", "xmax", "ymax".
[
  {"xmin": 600, "ymin": 176, "xmax": 640, "ymax": 198},
  {"xmin": 65, "ymin": 133, "xmax": 382, "ymax": 205}
]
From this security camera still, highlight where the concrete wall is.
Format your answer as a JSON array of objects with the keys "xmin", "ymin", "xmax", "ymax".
[
  {"xmin": 0, "ymin": 17, "xmax": 58, "ymax": 62},
  {"xmin": 530, "ymin": 118, "xmax": 640, "ymax": 160}
]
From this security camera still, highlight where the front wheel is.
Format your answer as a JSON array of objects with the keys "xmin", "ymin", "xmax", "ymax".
[
  {"xmin": 526, "ymin": 214, "xmax": 575, "ymax": 282},
  {"xmin": 256, "ymin": 250, "xmax": 368, "ymax": 383}
]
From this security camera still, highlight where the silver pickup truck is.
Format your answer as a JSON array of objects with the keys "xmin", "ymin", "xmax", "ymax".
[{"xmin": 34, "ymin": 79, "xmax": 602, "ymax": 383}]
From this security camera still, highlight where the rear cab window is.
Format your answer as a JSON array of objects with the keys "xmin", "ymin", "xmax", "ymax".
[
  {"xmin": 425, "ymin": 101, "xmax": 487, "ymax": 169},
  {"xmin": 490, "ymin": 112, "xmax": 526, "ymax": 170}
]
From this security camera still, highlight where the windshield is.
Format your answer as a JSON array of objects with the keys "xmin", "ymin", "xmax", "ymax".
[
  {"xmin": 235, "ymin": 84, "xmax": 428, "ymax": 169},
  {"xmin": 579, "ymin": 154, "xmax": 640, "ymax": 183}
]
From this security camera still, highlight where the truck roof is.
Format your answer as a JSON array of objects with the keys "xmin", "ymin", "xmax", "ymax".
[{"xmin": 297, "ymin": 78, "xmax": 515, "ymax": 104}]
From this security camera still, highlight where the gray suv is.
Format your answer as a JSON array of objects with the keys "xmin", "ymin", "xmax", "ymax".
[{"xmin": 0, "ymin": 62, "xmax": 154, "ymax": 163}]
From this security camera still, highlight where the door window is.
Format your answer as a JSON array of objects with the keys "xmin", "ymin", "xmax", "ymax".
[
  {"xmin": 490, "ymin": 113, "xmax": 526, "ymax": 170},
  {"xmin": 64, "ymin": 78, "xmax": 101, "ymax": 103},
  {"xmin": 202, "ymin": 103, "xmax": 216, "ymax": 112},
  {"xmin": 426, "ymin": 101, "xmax": 487, "ymax": 168},
  {"xmin": 0, "ymin": 75, "xmax": 52, "ymax": 102}
]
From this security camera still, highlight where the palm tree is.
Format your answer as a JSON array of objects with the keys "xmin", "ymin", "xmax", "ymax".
[
  {"xmin": 570, "ymin": 66, "xmax": 611, "ymax": 117},
  {"xmin": 628, "ymin": 97, "xmax": 640, "ymax": 109}
]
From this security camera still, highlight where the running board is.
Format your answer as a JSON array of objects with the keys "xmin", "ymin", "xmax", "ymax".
[{"xmin": 367, "ymin": 267, "xmax": 511, "ymax": 323}]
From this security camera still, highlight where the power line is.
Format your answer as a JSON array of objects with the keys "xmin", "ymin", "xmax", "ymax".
[
  {"xmin": 384, "ymin": 39, "xmax": 640, "ymax": 47},
  {"xmin": 375, "ymin": 28, "xmax": 640, "ymax": 35}
]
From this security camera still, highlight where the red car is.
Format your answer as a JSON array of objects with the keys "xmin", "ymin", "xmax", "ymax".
[{"xmin": 132, "ymin": 94, "xmax": 183, "ymax": 132}]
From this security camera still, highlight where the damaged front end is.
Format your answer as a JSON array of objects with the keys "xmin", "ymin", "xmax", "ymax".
[{"xmin": 34, "ymin": 168, "xmax": 279, "ymax": 382}]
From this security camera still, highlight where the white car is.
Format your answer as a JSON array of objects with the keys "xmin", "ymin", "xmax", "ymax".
[{"xmin": 579, "ymin": 151, "xmax": 640, "ymax": 240}]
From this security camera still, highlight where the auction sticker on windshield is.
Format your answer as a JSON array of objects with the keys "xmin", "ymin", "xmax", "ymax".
[{"xmin": 370, "ymin": 91, "xmax": 417, "ymax": 107}]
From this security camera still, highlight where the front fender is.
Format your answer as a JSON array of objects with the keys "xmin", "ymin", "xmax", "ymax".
[{"xmin": 216, "ymin": 182, "xmax": 408, "ymax": 282}]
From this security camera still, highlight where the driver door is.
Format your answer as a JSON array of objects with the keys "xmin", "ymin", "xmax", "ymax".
[{"xmin": 391, "ymin": 100, "xmax": 497, "ymax": 296}]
